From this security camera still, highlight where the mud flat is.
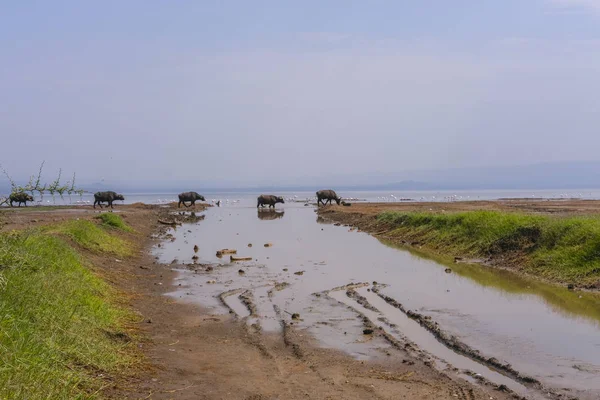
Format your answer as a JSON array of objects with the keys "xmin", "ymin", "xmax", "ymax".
[{"xmin": 153, "ymin": 202, "xmax": 600, "ymax": 399}]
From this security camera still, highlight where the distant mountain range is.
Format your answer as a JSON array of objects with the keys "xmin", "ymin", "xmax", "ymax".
[{"xmin": 2, "ymin": 161, "xmax": 600, "ymax": 193}]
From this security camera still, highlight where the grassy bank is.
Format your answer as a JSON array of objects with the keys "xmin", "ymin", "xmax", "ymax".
[
  {"xmin": 0, "ymin": 215, "xmax": 139, "ymax": 399},
  {"xmin": 377, "ymin": 211, "xmax": 600, "ymax": 287}
]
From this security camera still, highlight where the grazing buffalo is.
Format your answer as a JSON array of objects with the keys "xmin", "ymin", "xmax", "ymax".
[
  {"xmin": 178, "ymin": 192, "xmax": 205, "ymax": 208},
  {"xmin": 9, "ymin": 192, "xmax": 34, "ymax": 207},
  {"xmin": 316, "ymin": 189, "xmax": 341, "ymax": 206},
  {"xmin": 93, "ymin": 191, "xmax": 125, "ymax": 209},
  {"xmin": 257, "ymin": 194, "xmax": 285, "ymax": 208}
]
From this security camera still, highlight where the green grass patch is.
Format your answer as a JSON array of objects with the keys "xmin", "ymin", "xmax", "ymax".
[
  {"xmin": 377, "ymin": 211, "xmax": 600, "ymax": 286},
  {"xmin": 47, "ymin": 220, "xmax": 132, "ymax": 258},
  {"xmin": 95, "ymin": 213, "xmax": 133, "ymax": 232},
  {"xmin": 0, "ymin": 224, "xmax": 139, "ymax": 399}
]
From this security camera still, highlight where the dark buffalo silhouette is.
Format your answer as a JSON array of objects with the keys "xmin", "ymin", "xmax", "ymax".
[
  {"xmin": 257, "ymin": 194, "xmax": 284, "ymax": 208},
  {"xmin": 316, "ymin": 189, "xmax": 341, "ymax": 206},
  {"xmin": 257, "ymin": 209, "xmax": 285, "ymax": 220},
  {"xmin": 9, "ymin": 192, "xmax": 34, "ymax": 207},
  {"xmin": 93, "ymin": 191, "xmax": 125, "ymax": 209},
  {"xmin": 178, "ymin": 192, "xmax": 205, "ymax": 208}
]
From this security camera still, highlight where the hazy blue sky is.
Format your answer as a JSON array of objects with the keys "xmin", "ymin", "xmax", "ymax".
[{"xmin": 1, "ymin": 1, "xmax": 600, "ymax": 188}]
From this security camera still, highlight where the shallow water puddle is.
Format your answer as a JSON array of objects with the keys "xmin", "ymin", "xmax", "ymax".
[{"xmin": 155, "ymin": 205, "xmax": 600, "ymax": 399}]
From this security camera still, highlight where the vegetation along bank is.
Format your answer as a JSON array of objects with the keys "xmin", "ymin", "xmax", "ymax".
[
  {"xmin": 319, "ymin": 200, "xmax": 600, "ymax": 290},
  {"xmin": 0, "ymin": 212, "xmax": 141, "ymax": 399}
]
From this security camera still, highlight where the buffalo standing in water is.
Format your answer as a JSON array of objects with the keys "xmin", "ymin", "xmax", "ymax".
[
  {"xmin": 93, "ymin": 191, "xmax": 125, "ymax": 209},
  {"xmin": 316, "ymin": 189, "xmax": 341, "ymax": 206},
  {"xmin": 9, "ymin": 192, "xmax": 34, "ymax": 207},
  {"xmin": 257, "ymin": 194, "xmax": 285, "ymax": 208},
  {"xmin": 178, "ymin": 192, "xmax": 205, "ymax": 208}
]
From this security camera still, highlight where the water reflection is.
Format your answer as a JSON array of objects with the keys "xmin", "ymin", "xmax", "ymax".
[
  {"xmin": 379, "ymin": 238, "xmax": 600, "ymax": 326},
  {"xmin": 257, "ymin": 209, "xmax": 285, "ymax": 220}
]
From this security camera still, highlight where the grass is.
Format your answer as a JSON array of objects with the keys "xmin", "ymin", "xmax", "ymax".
[
  {"xmin": 95, "ymin": 213, "xmax": 133, "ymax": 232},
  {"xmin": 377, "ymin": 211, "xmax": 600, "ymax": 286},
  {"xmin": 0, "ymin": 218, "xmax": 140, "ymax": 399},
  {"xmin": 47, "ymin": 218, "xmax": 133, "ymax": 258}
]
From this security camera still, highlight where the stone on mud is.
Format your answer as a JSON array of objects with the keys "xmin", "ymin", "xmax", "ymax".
[{"xmin": 231, "ymin": 256, "xmax": 252, "ymax": 262}]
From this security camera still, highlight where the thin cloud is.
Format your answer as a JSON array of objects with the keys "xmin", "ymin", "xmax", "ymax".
[{"xmin": 548, "ymin": 0, "xmax": 600, "ymax": 12}]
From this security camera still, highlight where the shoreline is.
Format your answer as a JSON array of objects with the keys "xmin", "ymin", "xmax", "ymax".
[{"xmin": 317, "ymin": 199, "xmax": 600, "ymax": 291}]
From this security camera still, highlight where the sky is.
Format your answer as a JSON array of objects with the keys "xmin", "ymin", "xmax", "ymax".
[{"xmin": 1, "ymin": 1, "xmax": 600, "ymax": 188}]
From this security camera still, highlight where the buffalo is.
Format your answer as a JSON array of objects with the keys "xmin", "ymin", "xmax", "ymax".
[
  {"xmin": 9, "ymin": 192, "xmax": 34, "ymax": 207},
  {"xmin": 257, "ymin": 194, "xmax": 284, "ymax": 208},
  {"xmin": 316, "ymin": 189, "xmax": 341, "ymax": 206},
  {"xmin": 93, "ymin": 191, "xmax": 125, "ymax": 209},
  {"xmin": 178, "ymin": 192, "xmax": 205, "ymax": 208}
]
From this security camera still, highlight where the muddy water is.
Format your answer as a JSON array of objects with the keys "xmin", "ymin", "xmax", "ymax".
[{"xmin": 154, "ymin": 205, "xmax": 600, "ymax": 399}]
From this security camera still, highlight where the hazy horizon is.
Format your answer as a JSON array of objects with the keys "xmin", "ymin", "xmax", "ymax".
[{"xmin": 2, "ymin": 1, "xmax": 600, "ymax": 188}]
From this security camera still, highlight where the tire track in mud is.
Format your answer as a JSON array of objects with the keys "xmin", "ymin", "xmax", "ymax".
[
  {"xmin": 219, "ymin": 287, "xmax": 273, "ymax": 359},
  {"xmin": 370, "ymin": 287, "xmax": 542, "ymax": 389},
  {"xmin": 321, "ymin": 282, "xmax": 561, "ymax": 400}
]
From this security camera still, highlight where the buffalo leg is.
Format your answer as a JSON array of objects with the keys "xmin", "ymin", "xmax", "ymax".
[{"xmin": 178, "ymin": 200, "xmax": 182, "ymax": 208}]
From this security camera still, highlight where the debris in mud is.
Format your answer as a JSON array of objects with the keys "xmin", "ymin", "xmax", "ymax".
[
  {"xmin": 158, "ymin": 219, "xmax": 181, "ymax": 226},
  {"xmin": 264, "ymin": 243, "xmax": 273, "ymax": 247},
  {"xmin": 291, "ymin": 313, "xmax": 300, "ymax": 320},
  {"xmin": 454, "ymin": 257, "xmax": 463, "ymax": 263},
  {"xmin": 170, "ymin": 258, "xmax": 178, "ymax": 264},
  {"xmin": 567, "ymin": 284, "xmax": 575, "ymax": 290},
  {"xmin": 268, "ymin": 282, "xmax": 290, "ymax": 298},
  {"xmin": 445, "ymin": 268, "xmax": 452, "ymax": 273},
  {"xmin": 294, "ymin": 271, "xmax": 305, "ymax": 276},
  {"xmin": 238, "ymin": 269, "xmax": 245, "ymax": 274},
  {"xmin": 192, "ymin": 255, "xmax": 199, "ymax": 261},
  {"xmin": 363, "ymin": 328, "xmax": 374, "ymax": 335},
  {"xmin": 231, "ymin": 256, "xmax": 252, "ymax": 262},
  {"xmin": 193, "ymin": 245, "xmax": 199, "ymax": 252},
  {"xmin": 496, "ymin": 384, "xmax": 509, "ymax": 392},
  {"xmin": 207, "ymin": 280, "xmax": 216, "ymax": 284},
  {"xmin": 216, "ymin": 249, "xmax": 237, "ymax": 257},
  {"xmin": 283, "ymin": 268, "xmax": 288, "ymax": 271},
  {"xmin": 334, "ymin": 223, "xmax": 341, "ymax": 226},
  {"xmin": 248, "ymin": 243, "xmax": 252, "ymax": 247}
]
